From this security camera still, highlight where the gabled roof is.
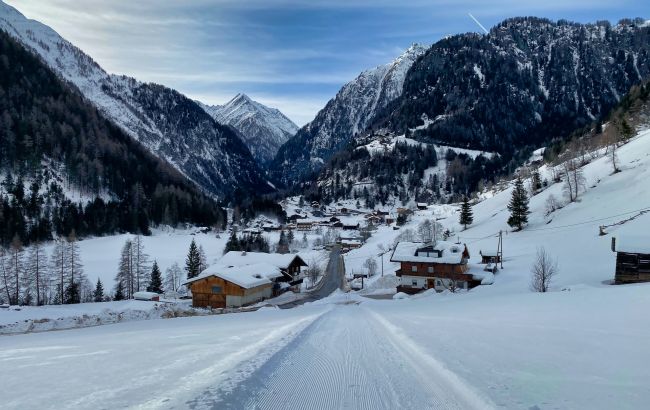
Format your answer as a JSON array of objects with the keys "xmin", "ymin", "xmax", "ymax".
[
  {"xmin": 390, "ymin": 241, "xmax": 467, "ymax": 264},
  {"xmin": 217, "ymin": 251, "xmax": 307, "ymax": 270},
  {"xmin": 615, "ymin": 236, "xmax": 650, "ymax": 254},
  {"xmin": 185, "ymin": 263, "xmax": 281, "ymax": 289}
]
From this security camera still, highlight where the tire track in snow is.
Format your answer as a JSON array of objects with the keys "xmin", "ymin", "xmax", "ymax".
[{"xmin": 204, "ymin": 305, "xmax": 493, "ymax": 409}]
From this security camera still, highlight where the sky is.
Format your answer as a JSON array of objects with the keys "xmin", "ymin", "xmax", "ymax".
[{"xmin": 4, "ymin": 0, "xmax": 648, "ymax": 126}]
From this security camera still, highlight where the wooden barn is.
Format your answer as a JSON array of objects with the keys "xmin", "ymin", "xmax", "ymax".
[
  {"xmin": 612, "ymin": 236, "xmax": 650, "ymax": 284},
  {"xmin": 391, "ymin": 241, "xmax": 491, "ymax": 294},
  {"xmin": 185, "ymin": 263, "xmax": 279, "ymax": 308}
]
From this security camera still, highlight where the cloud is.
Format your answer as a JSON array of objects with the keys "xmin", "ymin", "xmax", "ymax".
[{"xmin": 4, "ymin": 0, "xmax": 643, "ymax": 126}]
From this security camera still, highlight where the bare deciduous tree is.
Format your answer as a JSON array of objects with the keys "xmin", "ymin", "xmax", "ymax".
[
  {"xmin": 363, "ymin": 257, "xmax": 378, "ymax": 277},
  {"xmin": 544, "ymin": 194, "xmax": 562, "ymax": 216},
  {"xmin": 306, "ymin": 258, "xmax": 323, "ymax": 287},
  {"xmin": 531, "ymin": 247, "xmax": 558, "ymax": 293}
]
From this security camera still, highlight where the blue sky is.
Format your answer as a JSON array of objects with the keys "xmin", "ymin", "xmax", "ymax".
[{"xmin": 5, "ymin": 0, "xmax": 648, "ymax": 125}]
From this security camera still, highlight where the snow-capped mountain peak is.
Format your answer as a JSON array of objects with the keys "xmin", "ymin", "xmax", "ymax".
[
  {"xmin": 271, "ymin": 43, "xmax": 427, "ymax": 183},
  {"xmin": 198, "ymin": 94, "xmax": 298, "ymax": 165},
  {"xmin": 0, "ymin": 1, "xmax": 269, "ymax": 198}
]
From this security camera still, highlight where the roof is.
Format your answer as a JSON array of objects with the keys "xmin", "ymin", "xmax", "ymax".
[
  {"xmin": 186, "ymin": 263, "xmax": 281, "ymax": 289},
  {"xmin": 390, "ymin": 241, "xmax": 466, "ymax": 264},
  {"xmin": 615, "ymin": 236, "xmax": 650, "ymax": 254},
  {"xmin": 133, "ymin": 291, "xmax": 159, "ymax": 300},
  {"xmin": 217, "ymin": 251, "xmax": 306, "ymax": 270},
  {"xmin": 480, "ymin": 250, "xmax": 499, "ymax": 257}
]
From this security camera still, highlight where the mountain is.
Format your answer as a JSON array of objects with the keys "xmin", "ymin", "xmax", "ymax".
[
  {"xmin": 380, "ymin": 17, "xmax": 650, "ymax": 159},
  {"xmin": 198, "ymin": 94, "xmax": 298, "ymax": 165},
  {"xmin": 0, "ymin": 29, "xmax": 226, "ymax": 246},
  {"xmin": 301, "ymin": 17, "xmax": 650, "ymax": 206},
  {"xmin": 0, "ymin": 1, "xmax": 269, "ymax": 199},
  {"xmin": 270, "ymin": 44, "xmax": 428, "ymax": 185}
]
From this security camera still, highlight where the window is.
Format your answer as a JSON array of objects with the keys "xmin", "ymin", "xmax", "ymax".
[
  {"xmin": 411, "ymin": 265, "xmax": 418, "ymax": 272},
  {"xmin": 211, "ymin": 286, "xmax": 222, "ymax": 294},
  {"xmin": 427, "ymin": 266, "xmax": 434, "ymax": 273},
  {"xmin": 436, "ymin": 280, "xmax": 442, "ymax": 286},
  {"xmin": 411, "ymin": 280, "xmax": 418, "ymax": 286},
  {"xmin": 456, "ymin": 281, "xmax": 465, "ymax": 289}
]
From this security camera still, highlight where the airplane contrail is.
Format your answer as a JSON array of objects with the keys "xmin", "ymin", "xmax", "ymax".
[{"xmin": 468, "ymin": 13, "xmax": 489, "ymax": 34}]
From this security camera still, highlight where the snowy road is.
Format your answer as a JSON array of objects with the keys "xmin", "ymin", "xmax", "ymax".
[{"xmin": 206, "ymin": 305, "xmax": 490, "ymax": 410}]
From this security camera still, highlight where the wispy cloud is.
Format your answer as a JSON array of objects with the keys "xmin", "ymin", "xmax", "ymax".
[{"xmin": 4, "ymin": 0, "xmax": 645, "ymax": 125}]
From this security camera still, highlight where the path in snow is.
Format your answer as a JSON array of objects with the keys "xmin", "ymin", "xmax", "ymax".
[{"xmin": 201, "ymin": 305, "xmax": 489, "ymax": 410}]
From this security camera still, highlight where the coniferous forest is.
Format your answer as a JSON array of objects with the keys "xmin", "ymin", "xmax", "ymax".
[{"xmin": 0, "ymin": 31, "xmax": 226, "ymax": 247}]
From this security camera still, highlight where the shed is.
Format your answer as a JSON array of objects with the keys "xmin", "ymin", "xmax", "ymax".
[
  {"xmin": 479, "ymin": 250, "xmax": 502, "ymax": 264},
  {"xmin": 612, "ymin": 236, "xmax": 650, "ymax": 284}
]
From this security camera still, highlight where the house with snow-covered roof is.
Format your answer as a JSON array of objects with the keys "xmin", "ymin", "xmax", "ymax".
[
  {"xmin": 611, "ymin": 236, "xmax": 650, "ymax": 284},
  {"xmin": 184, "ymin": 251, "xmax": 307, "ymax": 308},
  {"xmin": 391, "ymin": 241, "xmax": 490, "ymax": 294}
]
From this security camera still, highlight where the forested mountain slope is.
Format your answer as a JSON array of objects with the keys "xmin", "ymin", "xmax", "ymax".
[
  {"xmin": 0, "ymin": 30, "xmax": 225, "ymax": 246},
  {"xmin": 0, "ymin": 1, "xmax": 269, "ymax": 198}
]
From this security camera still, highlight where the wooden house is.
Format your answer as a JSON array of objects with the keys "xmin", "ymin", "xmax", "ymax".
[
  {"xmin": 479, "ymin": 250, "xmax": 501, "ymax": 264},
  {"xmin": 296, "ymin": 221, "xmax": 314, "ymax": 231},
  {"xmin": 416, "ymin": 203, "xmax": 428, "ymax": 210},
  {"xmin": 612, "ymin": 236, "xmax": 650, "ymax": 284},
  {"xmin": 391, "ymin": 241, "xmax": 490, "ymax": 294},
  {"xmin": 185, "ymin": 252, "xmax": 308, "ymax": 308}
]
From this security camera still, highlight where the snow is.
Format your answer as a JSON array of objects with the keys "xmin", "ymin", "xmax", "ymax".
[
  {"xmin": 614, "ymin": 235, "xmax": 650, "ymax": 254},
  {"xmin": 217, "ymin": 251, "xmax": 303, "ymax": 270},
  {"xmin": 188, "ymin": 263, "xmax": 281, "ymax": 289},
  {"xmin": 391, "ymin": 241, "xmax": 466, "ymax": 264},
  {"xmin": 3, "ymin": 126, "xmax": 650, "ymax": 407},
  {"xmin": 133, "ymin": 291, "xmax": 159, "ymax": 300}
]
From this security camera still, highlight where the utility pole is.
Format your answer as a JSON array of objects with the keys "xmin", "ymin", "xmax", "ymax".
[{"xmin": 498, "ymin": 230, "xmax": 504, "ymax": 269}]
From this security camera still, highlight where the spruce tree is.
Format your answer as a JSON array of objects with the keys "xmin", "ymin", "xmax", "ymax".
[
  {"xmin": 277, "ymin": 230, "xmax": 289, "ymax": 254},
  {"xmin": 224, "ymin": 231, "xmax": 241, "ymax": 254},
  {"xmin": 114, "ymin": 281, "xmax": 125, "ymax": 301},
  {"xmin": 459, "ymin": 196, "xmax": 474, "ymax": 230},
  {"xmin": 531, "ymin": 169, "xmax": 542, "ymax": 193},
  {"xmin": 93, "ymin": 278, "xmax": 104, "ymax": 302},
  {"xmin": 507, "ymin": 178, "xmax": 530, "ymax": 231},
  {"xmin": 147, "ymin": 261, "xmax": 163, "ymax": 294},
  {"xmin": 64, "ymin": 281, "xmax": 80, "ymax": 304},
  {"xmin": 185, "ymin": 239, "xmax": 201, "ymax": 279}
]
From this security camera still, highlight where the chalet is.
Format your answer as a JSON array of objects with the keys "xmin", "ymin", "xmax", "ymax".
[
  {"xmin": 611, "ymin": 236, "xmax": 650, "ymax": 284},
  {"xmin": 242, "ymin": 227, "xmax": 262, "ymax": 236},
  {"xmin": 385, "ymin": 216, "xmax": 396, "ymax": 225},
  {"xmin": 185, "ymin": 252, "xmax": 308, "ymax": 308},
  {"xmin": 391, "ymin": 241, "xmax": 490, "ymax": 294},
  {"xmin": 340, "ymin": 239, "xmax": 362, "ymax": 251},
  {"xmin": 311, "ymin": 201, "xmax": 320, "ymax": 209},
  {"xmin": 396, "ymin": 207, "xmax": 413, "ymax": 216},
  {"xmin": 479, "ymin": 250, "xmax": 501, "ymax": 264},
  {"xmin": 416, "ymin": 203, "xmax": 428, "ymax": 210},
  {"xmin": 262, "ymin": 223, "xmax": 281, "ymax": 232},
  {"xmin": 330, "ymin": 216, "xmax": 341, "ymax": 223}
]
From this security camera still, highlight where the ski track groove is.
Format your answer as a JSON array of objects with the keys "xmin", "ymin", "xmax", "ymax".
[{"xmin": 204, "ymin": 305, "xmax": 492, "ymax": 410}]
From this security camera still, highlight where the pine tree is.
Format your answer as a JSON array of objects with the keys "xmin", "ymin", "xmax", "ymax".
[
  {"xmin": 459, "ymin": 196, "xmax": 474, "ymax": 230},
  {"xmin": 94, "ymin": 278, "xmax": 104, "ymax": 302},
  {"xmin": 224, "ymin": 231, "xmax": 241, "ymax": 254},
  {"xmin": 185, "ymin": 239, "xmax": 201, "ymax": 280},
  {"xmin": 114, "ymin": 280, "xmax": 125, "ymax": 301},
  {"xmin": 531, "ymin": 169, "xmax": 542, "ymax": 193},
  {"xmin": 507, "ymin": 178, "xmax": 530, "ymax": 231},
  {"xmin": 277, "ymin": 230, "xmax": 289, "ymax": 254},
  {"xmin": 64, "ymin": 281, "xmax": 80, "ymax": 304},
  {"xmin": 147, "ymin": 261, "xmax": 163, "ymax": 294}
]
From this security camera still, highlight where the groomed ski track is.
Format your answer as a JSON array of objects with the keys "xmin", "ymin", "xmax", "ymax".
[{"xmin": 204, "ymin": 305, "xmax": 492, "ymax": 410}]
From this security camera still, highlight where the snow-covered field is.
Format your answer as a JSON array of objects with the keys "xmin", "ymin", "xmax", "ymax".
[{"xmin": 2, "ymin": 130, "xmax": 650, "ymax": 408}]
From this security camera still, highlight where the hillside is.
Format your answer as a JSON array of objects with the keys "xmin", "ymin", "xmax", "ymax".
[
  {"xmin": 0, "ymin": 30, "xmax": 225, "ymax": 245},
  {"xmin": 199, "ymin": 94, "xmax": 298, "ymax": 165},
  {"xmin": 0, "ymin": 1, "xmax": 270, "ymax": 198},
  {"xmin": 271, "ymin": 44, "xmax": 427, "ymax": 185},
  {"xmin": 382, "ymin": 17, "xmax": 650, "ymax": 161}
]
